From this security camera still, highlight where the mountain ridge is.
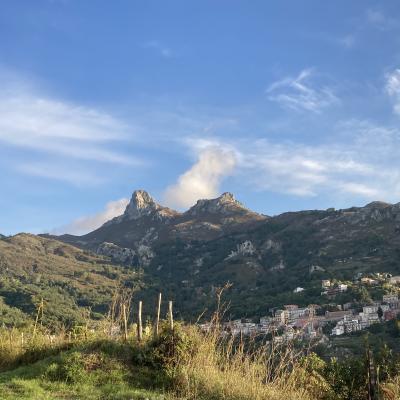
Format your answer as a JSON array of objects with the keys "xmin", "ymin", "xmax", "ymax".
[{"xmin": 37, "ymin": 189, "xmax": 400, "ymax": 318}]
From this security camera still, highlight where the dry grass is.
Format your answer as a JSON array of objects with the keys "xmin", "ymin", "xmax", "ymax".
[
  {"xmin": 381, "ymin": 376, "xmax": 400, "ymax": 400},
  {"xmin": 172, "ymin": 325, "xmax": 318, "ymax": 400}
]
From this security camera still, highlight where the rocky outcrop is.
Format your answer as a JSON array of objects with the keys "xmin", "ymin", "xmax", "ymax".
[
  {"xmin": 97, "ymin": 242, "xmax": 137, "ymax": 265},
  {"xmin": 104, "ymin": 190, "xmax": 178, "ymax": 227},
  {"xmin": 186, "ymin": 192, "xmax": 249, "ymax": 216},
  {"xmin": 226, "ymin": 240, "xmax": 256, "ymax": 259},
  {"xmin": 96, "ymin": 241, "xmax": 154, "ymax": 267}
]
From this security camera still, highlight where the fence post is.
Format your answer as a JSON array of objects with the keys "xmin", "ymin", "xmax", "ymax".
[
  {"xmin": 367, "ymin": 348, "xmax": 378, "ymax": 400},
  {"xmin": 122, "ymin": 304, "xmax": 128, "ymax": 341},
  {"xmin": 137, "ymin": 301, "xmax": 143, "ymax": 342},
  {"xmin": 168, "ymin": 301, "xmax": 174, "ymax": 330},
  {"xmin": 155, "ymin": 293, "xmax": 162, "ymax": 336},
  {"xmin": 32, "ymin": 298, "xmax": 44, "ymax": 338}
]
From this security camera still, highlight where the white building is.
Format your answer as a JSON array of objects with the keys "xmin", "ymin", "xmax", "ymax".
[
  {"xmin": 338, "ymin": 284, "xmax": 348, "ymax": 292},
  {"xmin": 332, "ymin": 322, "xmax": 345, "ymax": 336},
  {"xmin": 363, "ymin": 305, "xmax": 379, "ymax": 314},
  {"xmin": 383, "ymin": 294, "xmax": 399, "ymax": 304}
]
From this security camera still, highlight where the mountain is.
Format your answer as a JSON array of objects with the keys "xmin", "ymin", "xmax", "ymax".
[
  {"xmin": 54, "ymin": 190, "xmax": 267, "ymax": 266},
  {"xmin": 0, "ymin": 233, "xmax": 139, "ymax": 327},
  {"xmin": 48, "ymin": 190, "xmax": 400, "ymax": 319}
]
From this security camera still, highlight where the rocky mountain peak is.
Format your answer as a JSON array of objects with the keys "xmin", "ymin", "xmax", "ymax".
[
  {"xmin": 124, "ymin": 190, "xmax": 161, "ymax": 219},
  {"xmin": 185, "ymin": 192, "xmax": 248, "ymax": 216},
  {"xmin": 363, "ymin": 201, "xmax": 392, "ymax": 209},
  {"xmin": 219, "ymin": 192, "xmax": 236, "ymax": 203}
]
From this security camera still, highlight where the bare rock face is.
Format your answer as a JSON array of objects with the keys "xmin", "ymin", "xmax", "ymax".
[
  {"xmin": 226, "ymin": 240, "xmax": 256, "ymax": 259},
  {"xmin": 185, "ymin": 192, "xmax": 249, "ymax": 216},
  {"xmin": 124, "ymin": 190, "xmax": 161, "ymax": 220},
  {"xmin": 103, "ymin": 190, "xmax": 178, "ymax": 228},
  {"xmin": 97, "ymin": 242, "xmax": 137, "ymax": 265}
]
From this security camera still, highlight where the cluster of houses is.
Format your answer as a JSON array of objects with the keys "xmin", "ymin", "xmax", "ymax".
[
  {"xmin": 200, "ymin": 293, "xmax": 400, "ymax": 341},
  {"xmin": 199, "ymin": 275, "xmax": 400, "ymax": 341},
  {"xmin": 321, "ymin": 279, "xmax": 348, "ymax": 297},
  {"xmin": 331, "ymin": 294, "xmax": 400, "ymax": 335}
]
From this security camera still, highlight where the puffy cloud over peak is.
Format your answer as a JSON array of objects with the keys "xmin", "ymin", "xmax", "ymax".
[{"xmin": 163, "ymin": 146, "xmax": 236, "ymax": 209}]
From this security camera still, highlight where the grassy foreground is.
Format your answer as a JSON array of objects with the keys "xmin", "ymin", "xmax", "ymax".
[
  {"xmin": 0, "ymin": 324, "xmax": 400, "ymax": 400},
  {"xmin": 0, "ymin": 323, "xmax": 315, "ymax": 400}
]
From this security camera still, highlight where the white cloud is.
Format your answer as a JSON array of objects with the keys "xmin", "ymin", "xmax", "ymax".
[
  {"xmin": 183, "ymin": 120, "xmax": 400, "ymax": 203},
  {"xmin": 337, "ymin": 182, "xmax": 380, "ymax": 198},
  {"xmin": 17, "ymin": 162, "xmax": 104, "ymax": 186},
  {"xmin": 54, "ymin": 198, "xmax": 129, "ymax": 235},
  {"xmin": 0, "ymin": 92, "xmax": 136, "ymax": 164},
  {"xmin": 244, "ymin": 132, "xmax": 399, "ymax": 201},
  {"xmin": 266, "ymin": 69, "xmax": 339, "ymax": 113},
  {"xmin": 163, "ymin": 146, "xmax": 236, "ymax": 208},
  {"xmin": 0, "ymin": 72, "xmax": 141, "ymax": 185},
  {"xmin": 385, "ymin": 69, "xmax": 400, "ymax": 115}
]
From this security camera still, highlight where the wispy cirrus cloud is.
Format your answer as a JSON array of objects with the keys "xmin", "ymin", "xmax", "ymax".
[
  {"xmin": 16, "ymin": 162, "xmax": 105, "ymax": 186},
  {"xmin": 0, "ymin": 72, "xmax": 141, "ymax": 185},
  {"xmin": 266, "ymin": 69, "xmax": 339, "ymax": 113},
  {"xmin": 0, "ymin": 93, "xmax": 136, "ymax": 164}
]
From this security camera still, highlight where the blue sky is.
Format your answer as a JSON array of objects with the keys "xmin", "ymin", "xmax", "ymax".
[{"xmin": 1, "ymin": 1, "xmax": 400, "ymax": 235}]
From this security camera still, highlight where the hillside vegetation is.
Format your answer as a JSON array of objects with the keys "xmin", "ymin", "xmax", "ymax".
[{"xmin": 0, "ymin": 234, "xmax": 140, "ymax": 327}]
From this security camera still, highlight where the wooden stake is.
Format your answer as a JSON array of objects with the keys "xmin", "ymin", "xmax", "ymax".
[
  {"xmin": 40, "ymin": 298, "xmax": 44, "ymax": 326},
  {"xmin": 168, "ymin": 301, "xmax": 174, "ymax": 330},
  {"xmin": 137, "ymin": 301, "xmax": 143, "ymax": 341},
  {"xmin": 32, "ymin": 298, "xmax": 44, "ymax": 338},
  {"xmin": 122, "ymin": 304, "xmax": 128, "ymax": 341},
  {"xmin": 155, "ymin": 293, "xmax": 162, "ymax": 336}
]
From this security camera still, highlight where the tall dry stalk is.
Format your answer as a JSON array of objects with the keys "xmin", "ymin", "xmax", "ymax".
[{"xmin": 172, "ymin": 285, "xmax": 318, "ymax": 400}]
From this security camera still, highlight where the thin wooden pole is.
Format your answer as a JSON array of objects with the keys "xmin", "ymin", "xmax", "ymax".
[
  {"xmin": 137, "ymin": 301, "xmax": 143, "ymax": 342},
  {"xmin": 32, "ymin": 298, "xmax": 43, "ymax": 338},
  {"xmin": 122, "ymin": 304, "xmax": 128, "ymax": 341},
  {"xmin": 367, "ymin": 348, "xmax": 377, "ymax": 400},
  {"xmin": 155, "ymin": 293, "xmax": 162, "ymax": 336},
  {"xmin": 40, "ymin": 298, "xmax": 44, "ymax": 326},
  {"xmin": 168, "ymin": 301, "xmax": 174, "ymax": 330}
]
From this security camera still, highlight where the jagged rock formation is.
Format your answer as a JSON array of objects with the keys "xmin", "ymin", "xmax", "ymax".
[
  {"xmin": 54, "ymin": 190, "xmax": 267, "ymax": 266},
  {"xmin": 104, "ymin": 190, "xmax": 178, "ymax": 226},
  {"xmin": 187, "ymin": 192, "xmax": 247, "ymax": 216}
]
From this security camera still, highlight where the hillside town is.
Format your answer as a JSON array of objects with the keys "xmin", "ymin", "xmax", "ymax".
[{"xmin": 200, "ymin": 273, "xmax": 400, "ymax": 342}]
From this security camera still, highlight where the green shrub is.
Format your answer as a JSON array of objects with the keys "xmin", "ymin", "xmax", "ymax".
[
  {"xmin": 133, "ymin": 323, "xmax": 198, "ymax": 378},
  {"xmin": 44, "ymin": 351, "xmax": 85, "ymax": 383}
]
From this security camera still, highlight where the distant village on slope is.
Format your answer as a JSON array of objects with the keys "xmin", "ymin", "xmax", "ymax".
[{"xmin": 200, "ymin": 271, "xmax": 400, "ymax": 343}]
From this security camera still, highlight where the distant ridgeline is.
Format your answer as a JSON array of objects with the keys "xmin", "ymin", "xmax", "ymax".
[
  {"xmin": 1, "ymin": 190, "xmax": 400, "ymax": 326},
  {"xmin": 33, "ymin": 190, "xmax": 400, "ymax": 320}
]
